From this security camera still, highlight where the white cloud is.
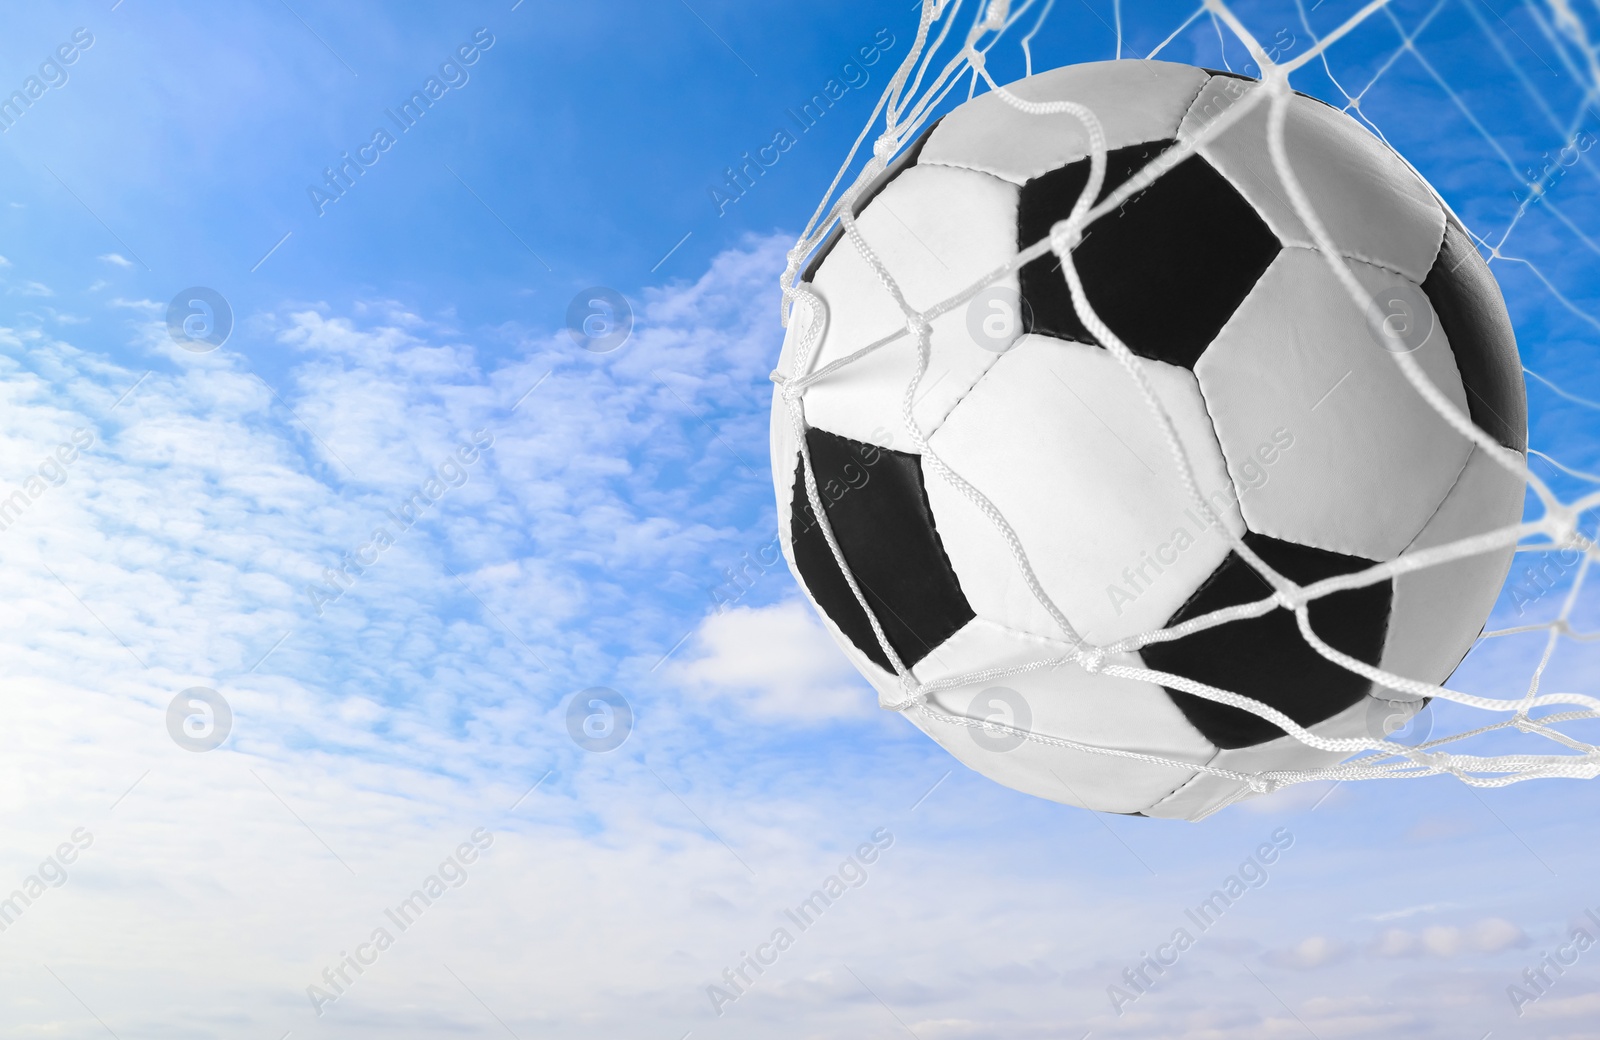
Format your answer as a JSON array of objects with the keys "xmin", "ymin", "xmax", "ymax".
[
  {"xmin": 1372, "ymin": 927, "xmax": 1420, "ymax": 957},
  {"xmin": 98, "ymin": 253, "xmax": 135, "ymax": 268},
  {"xmin": 1471, "ymin": 916, "xmax": 1528, "ymax": 953},
  {"xmin": 665, "ymin": 599, "xmax": 874, "ymax": 722},
  {"xmin": 1369, "ymin": 917, "xmax": 1526, "ymax": 958},
  {"xmin": 1421, "ymin": 924, "xmax": 1467, "ymax": 957},
  {"xmin": 21, "ymin": 280, "xmax": 52, "ymax": 297},
  {"xmin": 1264, "ymin": 935, "xmax": 1347, "ymax": 969}
]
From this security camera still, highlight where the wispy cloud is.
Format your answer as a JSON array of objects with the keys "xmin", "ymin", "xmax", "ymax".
[
  {"xmin": 106, "ymin": 296, "xmax": 162, "ymax": 314},
  {"xmin": 1365, "ymin": 901, "xmax": 1457, "ymax": 922}
]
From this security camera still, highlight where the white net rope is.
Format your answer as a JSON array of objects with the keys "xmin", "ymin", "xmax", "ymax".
[{"xmin": 771, "ymin": 0, "xmax": 1600, "ymax": 799}]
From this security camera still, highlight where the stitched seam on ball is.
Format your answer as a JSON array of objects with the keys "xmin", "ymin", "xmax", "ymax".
[
  {"xmin": 1277, "ymin": 240, "xmax": 1429, "ymax": 279},
  {"xmin": 919, "ymin": 156, "xmax": 1030, "ymax": 186},
  {"xmin": 912, "ymin": 453, "xmax": 977, "ymax": 625},
  {"xmin": 1140, "ymin": 747, "xmax": 1226, "ymax": 814},
  {"xmin": 910, "ymin": 618, "xmax": 1077, "ymax": 685},
  {"xmin": 1378, "ymin": 320, "xmax": 1480, "ymax": 561},
  {"xmin": 972, "ymin": 614, "xmax": 1076, "ymax": 653},
  {"xmin": 924, "ymin": 337, "xmax": 1025, "ymax": 444},
  {"xmin": 1194, "ymin": 254, "xmax": 1451, "ymax": 561},
  {"xmin": 1282, "ymin": 243, "xmax": 1421, "ymax": 282},
  {"xmin": 826, "ymin": 161, "xmax": 1019, "ymax": 442},
  {"xmin": 1179, "ymin": 74, "xmax": 1214, "ymax": 131},
  {"xmin": 1189, "ymin": 363, "xmax": 1250, "ymax": 540},
  {"xmin": 1177, "ymin": 84, "xmax": 1440, "ymax": 284},
  {"xmin": 905, "ymin": 164, "xmax": 1021, "ymax": 438},
  {"xmin": 1394, "ymin": 448, "xmax": 1480, "ymax": 560},
  {"xmin": 921, "ymin": 351, "xmax": 1003, "ymax": 439},
  {"xmin": 1295, "ymin": 236, "xmax": 1434, "ymax": 282},
  {"xmin": 1382, "ymin": 445, "xmax": 1524, "ymax": 675}
]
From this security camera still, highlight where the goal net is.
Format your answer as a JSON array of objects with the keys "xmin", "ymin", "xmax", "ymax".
[{"xmin": 771, "ymin": 0, "xmax": 1600, "ymax": 804}]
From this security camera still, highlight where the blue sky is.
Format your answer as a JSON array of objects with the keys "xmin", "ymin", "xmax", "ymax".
[{"xmin": 2, "ymin": 0, "xmax": 1600, "ymax": 1038}]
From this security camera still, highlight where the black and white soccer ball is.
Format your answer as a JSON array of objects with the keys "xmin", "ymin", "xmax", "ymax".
[{"xmin": 770, "ymin": 60, "xmax": 1527, "ymax": 820}]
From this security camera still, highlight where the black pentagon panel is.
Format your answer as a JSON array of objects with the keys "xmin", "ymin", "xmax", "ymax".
[
  {"xmin": 1017, "ymin": 139, "xmax": 1280, "ymax": 369},
  {"xmin": 790, "ymin": 427, "xmax": 974, "ymax": 671},
  {"xmin": 800, "ymin": 118, "xmax": 945, "ymax": 285},
  {"xmin": 1422, "ymin": 216, "xmax": 1527, "ymax": 452},
  {"xmin": 1142, "ymin": 532, "xmax": 1391, "ymax": 749}
]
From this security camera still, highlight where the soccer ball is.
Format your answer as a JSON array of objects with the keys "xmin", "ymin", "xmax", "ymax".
[{"xmin": 770, "ymin": 60, "xmax": 1527, "ymax": 820}]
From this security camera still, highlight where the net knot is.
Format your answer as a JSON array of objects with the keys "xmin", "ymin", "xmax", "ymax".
[
  {"xmin": 781, "ymin": 376, "xmax": 805, "ymax": 403},
  {"xmin": 1074, "ymin": 646, "xmax": 1107, "ymax": 674},
  {"xmin": 982, "ymin": 0, "xmax": 1009, "ymax": 29},
  {"xmin": 1273, "ymin": 587, "xmax": 1306, "ymax": 612},
  {"xmin": 906, "ymin": 313, "xmax": 933, "ymax": 339},
  {"xmin": 873, "ymin": 135, "xmax": 898, "ymax": 162},
  {"xmin": 1245, "ymin": 775, "xmax": 1278, "ymax": 794},
  {"xmin": 1049, "ymin": 217, "xmax": 1084, "ymax": 255},
  {"xmin": 1262, "ymin": 67, "xmax": 1294, "ymax": 95},
  {"xmin": 1546, "ymin": 504, "xmax": 1580, "ymax": 549},
  {"xmin": 885, "ymin": 673, "xmax": 925, "ymax": 712}
]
